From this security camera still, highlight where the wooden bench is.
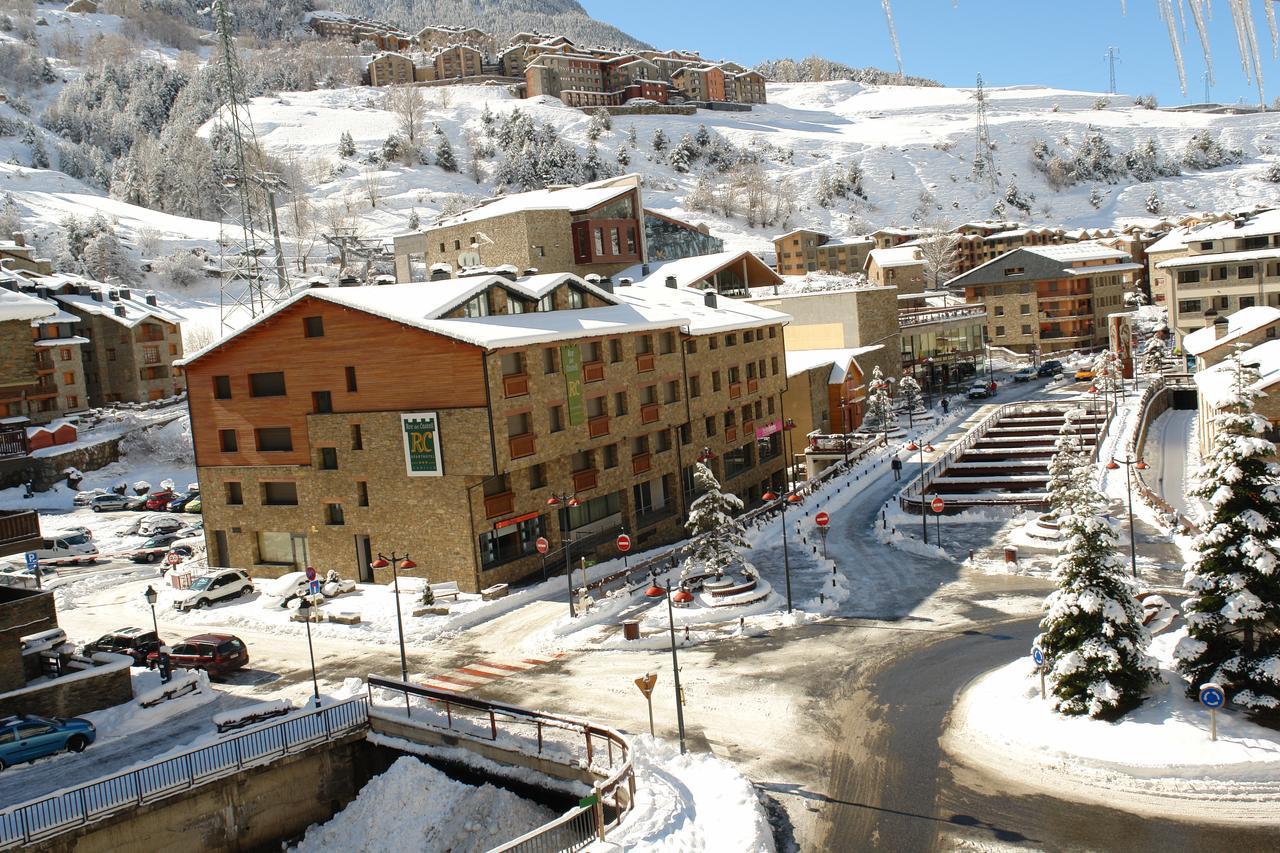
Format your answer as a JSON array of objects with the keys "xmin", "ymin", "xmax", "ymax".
[
  {"xmin": 481, "ymin": 583, "xmax": 509, "ymax": 601},
  {"xmin": 429, "ymin": 581, "xmax": 460, "ymax": 601}
]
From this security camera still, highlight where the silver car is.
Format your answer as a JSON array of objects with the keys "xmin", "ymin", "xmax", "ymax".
[{"xmin": 90, "ymin": 493, "xmax": 131, "ymax": 513}]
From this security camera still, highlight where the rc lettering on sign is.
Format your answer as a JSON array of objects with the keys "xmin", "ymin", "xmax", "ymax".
[{"xmin": 401, "ymin": 412, "xmax": 443, "ymax": 477}]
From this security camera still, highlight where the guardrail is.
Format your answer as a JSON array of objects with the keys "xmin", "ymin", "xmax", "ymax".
[
  {"xmin": 366, "ymin": 678, "xmax": 633, "ymax": 853},
  {"xmin": 1127, "ymin": 377, "xmax": 1202, "ymax": 536},
  {"xmin": 0, "ymin": 697, "xmax": 369, "ymax": 848}
]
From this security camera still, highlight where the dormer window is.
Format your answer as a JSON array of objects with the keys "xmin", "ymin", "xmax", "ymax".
[
  {"xmin": 1004, "ymin": 266, "xmax": 1025, "ymax": 276},
  {"xmin": 568, "ymin": 288, "xmax": 585, "ymax": 309},
  {"xmin": 464, "ymin": 292, "xmax": 490, "ymax": 318}
]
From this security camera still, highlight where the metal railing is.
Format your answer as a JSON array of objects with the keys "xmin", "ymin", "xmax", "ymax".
[
  {"xmin": 898, "ymin": 305, "xmax": 987, "ymax": 328},
  {"xmin": 0, "ymin": 697, "xmax": 369, "ymax": 848},
  {"xmin": 366, "ymin": 679, "xmax": 633, "ymax": 853},
  {"xmin": 0, "ymin": 428, "xmax": 27, "ymax": 460}
]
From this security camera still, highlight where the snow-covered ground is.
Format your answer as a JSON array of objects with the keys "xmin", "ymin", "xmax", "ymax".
[{"xmin": 945, "ymin": 628, "xmax": 1280, "ymax": 822}]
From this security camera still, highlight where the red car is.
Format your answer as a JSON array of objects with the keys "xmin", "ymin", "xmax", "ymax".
[
  {"xmin": 144, "ymin": 490, "xmax": 175, "ymax": 511},
  {"xmin": 147, "ymin": 633, "xmax": 249, "ymax": 679}
]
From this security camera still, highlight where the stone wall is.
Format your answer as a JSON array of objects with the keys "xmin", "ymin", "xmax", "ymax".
[
  {"xmin": 0, "ymin": 434, "xmax": 126, "ymax": 492},
  {"xmin": 0, "ymin": 318, "xmax": 34, "ymax": 391},
  {"xmin": 0, "ymin": 654, "xmax": 133, "ymax": 719},
  {"xmin": 0, "ymin": 587, "xmax": 56, "ymax": 693}
]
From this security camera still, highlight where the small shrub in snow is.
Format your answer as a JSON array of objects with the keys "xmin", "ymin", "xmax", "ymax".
[
  {"xmin": 337, "ymin": 130, "xmax": 355, "ymax": 158},
  {"xmin": 1004, "ymin": 182, "xmax": 1034, "ymax": 214},
  {"xmin": 434, "ymin": 136, "xmax": 457, "ymax": 173},
  {"xmin": 1088, "ymin": 187, "xmax": 1104, "ymax": 209},
  {"xmin": 1134, "ymin": 94, "xmax": 1159, "ymax": 109},
  {"xmin": 616, "ymin": 145, "xmax": 630, "ymax": 167},
  {"xmin": 1144, "ymin": 190, "xmax": 1162, "ymax": 215},
  {"xmin": 586, "ymin": 107, "xmax": 611, "ymax": 140},
  {"xmin": 1092, "ymin": 97, "xmax": 1110, "ymax": 110},
  {"xmin": 1181, "ymin": 131, "xmax": 1244, "ymax": 171},
  {"xmin": 1265, "ymin": 162, "xmax": 1280, "ymax": 183}
]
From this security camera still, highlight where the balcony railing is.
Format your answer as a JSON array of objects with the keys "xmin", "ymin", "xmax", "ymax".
[
  {"xmin": 631, "ymin": 453, "xmax": 651, "ymax": 475},
  {"xmin": 588, "ymin": 415, "xmax": 610, "ymax": 438},
  {"xmin": 635, "ymin": 353, "xmax": 655, "ymax": 373},
  {"xmin": 509, "ymin": 433, "xmax": 536, "ymax": 459},
  {"xmin": 582, "ymin": 361, "xmax": 605, "ymax": 383},
  {"xmin": 746, "ymin": 378, "xmax": 758, "ymax": 395},
  {"xmin": 725, "ymin": 425, "xmax": 738, "ymax": 443},
  {"xmin": 484, "ymin": 492, "xmax": 515, "ymax": 519},
  {"xmin": 640, "ymin": 403, "xmax": 660, "ymax": 424},
  {"xmin": 502, "ymin": 373, "xmax": 529, "ymax": 398},
  {"xmin": 729, "ymin": 382, "xmax": 742, "ymax": 400},
  {"xmin": 742, "ymin": 420, "xmax": 755, "ymax": 438},
  {"xmin": 898, "ymin": 305, "xmax": 988, "ymax": 328},
  {"xmin": 573, "ymin": 468, "xmax": 598, "ymax": 491}
]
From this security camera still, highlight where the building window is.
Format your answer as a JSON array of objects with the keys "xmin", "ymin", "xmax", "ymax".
[
  {"xmin": 318, "ymin": 447, "xmax": 338, "ymax": 470},
  {"xmin": 1177, "ymin": 299, "xmax": 1202, "ymax": 314},
  {"xmin": 609, "ymin": 339, "xmax": 622, "ymax": 363},
  {"xmin": 613, "ymin": 391, "xmax": 627, "ymax": 416},
  {"xmin": 62, "ymin": 371, "xmax": 74, "ymax": 386},
  {"xmin": 1021, "ymin": 324, "xmax": 1032, "ymax": 335},
  {"xmin": 257, "ymin": 531, "xmax": 297, "ymax": 565},
  {"xmin": 351, "ymin": 423, "xmax": 363, "ymax": 450},
  {"xmin": 312, "ymin": 391, "xmax": 333, "ymax": 414},
  {"xmin": 464, "ymin": 292, "xmax": 491, "ymax": 318},
  {"xmin": 705, "ymin": 415, "xmax": 716, "ymax": 436},
  {"xmin": 771, "ymin": 357, "xmax": 779, "ymax": 376},
  {"xmin": 219, "ymin": 429, "xmax": 238, "ymax": 452},
  {"xmin": 106, "ymin": 348, "xmax": 116, "ymax": 362},
  {"xmin": 549, "ymin": 405, "xmax": 565, "ymax": 432},
  {"xmin": 262, "ymin": 482, "xmax": 299, "ymax": 505},
  {"xmin": 1177, "ymin": 269, "xmax": 1201, "ymax": 284},
  {"xmin": 345, "ymin": 366, "xmax": 358, "ymax": 392},
  {"xmin": 59, "ymin": 347, "xmax": 72, "ymax": 361},
  {"xmin": 213, "ymin": 375, "xmax": 232, "ymax": 399},
  {"xmin": 478, "ymin": 514, "xmax": 546, "ymax": 569},
  {"xmin": 1020, "ymin": 304, "xmax": 1031, "ymax": 315},
  {"xmin": 67, "ymin": 395, "xmax": 78, "ymax": 408},
  {"xmin": 685, "ymin": 339, "xmax": 697, "ymax": 355},
  {"xmin": 1239, "ymin": 266, "xmax": 1256, "ymax": 279},
  {"xmin": 712, "ymin": 371, "xmax": 722, "ymax": 392},
  {"xmin": 325, "ymin": 503, "xmax": 345, "ymax": 526},
  {"xmin": 543, "ymin": 348, "xmax": 558, "ymax": 374},
  {"xmin": 249, "ymin": 372, "xmax": 287, "ymax": 397},
  {"xmin": 529, "ymin": 463, "xmax": 547, "ymax": 489},
  {"xmin": 255, "ymin": 427, "xmax": 293, "ymax": 452},
  {"xmin": 664, "ymin": 380, "xmax": 680, "ymax": 404},
  {"xmin": 726, "ymin": 333, "xmax": 737, "ymax": 347},
  {"xmin": 560, "ymin": 491, "xmax": 621, "ymax": 532},
  {"xmin": 995, "ymin": 325, "xmax": 1006, "ymax": 337},
  {"xmin": 226, "ymin": 482, "xmax": 243, "ymax": 505},
  {"xmin": 689, "ymin": 375, "xmax": 701, "ymax": 398},
  {"xmin": 994, "ymin": 306, "xmax": 1004, "ymax": 316},
  {"xmin": 569, "ymin": 288, "xmax": 585, "ymax": 309},
  {"xmin": 304, "ymin": 316, "xmax": 325, "ymax": 337}
]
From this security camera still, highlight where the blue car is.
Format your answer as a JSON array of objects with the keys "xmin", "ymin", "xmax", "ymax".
[{"xmin": 0, "ymin": 715, "xmax": 96, "ymax": 769}]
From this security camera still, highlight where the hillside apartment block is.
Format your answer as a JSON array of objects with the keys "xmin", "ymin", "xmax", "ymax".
[
  {"xmin": 393, "ymin": 175, "xmax": 728, "ymax": 283},
  {"xmin": 947, "ymin": 242, "xmax": 1140, "ymax": 356},
  {"xmin": 182, "ymin": 272, "xmax": 790, "ymax": 592},
  {"xmin": 1146, "ymin": 207, "xmax": 1280, "ymax": 347}
]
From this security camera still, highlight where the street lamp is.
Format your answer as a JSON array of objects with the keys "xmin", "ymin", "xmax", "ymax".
[
  {"xmin": 905, "ymin": 440, "xmax": 935, "ymax": 543},
  {"xmin": 369, "ymin": 553, "xmax": 416, "ymax": 684},
  {"xmin": 782, "ymin": 417, "xmax": 797, "ymax": 478},
  {"xmin": 838, "ymin": 398, "xmax": 853, "ymax": 464},
  {"xmin": 296, "ymin": 595, "xmax": 321, "ymax": 707},
  {"xmin": 1088, "ymin": 385, "xmax": 1101, "ymax": 449},
  {"xmin": 142, "ymin": 585, "xmax": 159, "ymax": 639},
  {"xmin": 924, "ymin": 357, "xmax": 935, "ymax": 410},
  {"xmin": 546, "ymin": 492, "xmax": 581, "ymax": 617},
  {"xmin": 645, "ymin": 579, "xmax": 687, "ymax": 755},
  {"xmin": 761, "ymin": 489, "xmax": 801, "ymax": 612},
  {"xmin": 1106, "ymin": 455, "xmax": 1149, "ymax": 579}
]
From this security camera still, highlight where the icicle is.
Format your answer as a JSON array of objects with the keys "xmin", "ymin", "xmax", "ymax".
[
  {"xmin": 1120, "ymin": 0, "xmax": 1128, "ymax": 12},
  {"xmin": 1226, "ymin": 0, "xmax": 1252, "ymax": 79},
  {"xmin": 1157, "ymin": 0, "xmax": 1189, "ymax": 95},
  {"xmin": 1188, "ymin": 0, "xmax": 1216, "ymax": 85},
  {"xmin": 881, "ymin": 0, "xmax": 904, "ymax": 78},
  {"xmin": 1224, "ymin": 0, "xmax": 1266, "ymax": 104},
  {"xmin": 1267, "ymin": 0, "xmax": 1278, "ymax": 60}
]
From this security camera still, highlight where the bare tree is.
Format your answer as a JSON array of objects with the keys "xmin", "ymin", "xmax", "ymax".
[
  {"xmin": 360, "ymin": 166, "xmax": 382, "ymax": 209},
  {"xmin": 384, "ymin": 84, "xmax": 425, "ymax": 147},
  {"xmin": 916, "ymin": 220, "xmax": 962, "ymax": 290}
]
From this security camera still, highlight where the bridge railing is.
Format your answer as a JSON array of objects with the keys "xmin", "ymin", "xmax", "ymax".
[{"xmin": 0, "ymin": 697, "xmax": 369, "ymax": 848}]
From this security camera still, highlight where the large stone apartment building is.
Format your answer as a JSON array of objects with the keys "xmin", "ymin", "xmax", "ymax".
[
  {"xmin": 772, "ymin": 229, "xmax": 875, "ymax": 277},
  {"xmin": 0, "ymin": 288, "xmax": 55, "ymax": 422},
  {"xmin": 947, "ymin": 242, "xmax": 1140, "ymax": 355},
  {"xmin": 182, "ymin": 271, "xmax": 790, "ymax": 592},
  {"xmin": 1146, "ymin": 207, "xmax": 1280, "ymax": 347}
]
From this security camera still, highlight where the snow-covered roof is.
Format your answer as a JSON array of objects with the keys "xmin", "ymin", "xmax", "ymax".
[
  {"xmin": 1194, "ymin": 339, "xmax": 1280, "ymax": 408},
  {"xmin": 613, "ymin": 275, "xmax": 790, "ymax": 336},
  {"xmin": 1023, "ymin": 242, "xmax": 1129, "ymax": 263},
  {"xmin": 615, "ymin": 250, "xmax": 782, "ymax": 291},
  {"xmin": 1062, "ymin": 262, "xmax": 1144, "ymax": 275},
  {"xmin": 46, "ymin": 278, "xmax": 183, "ymax": 328},
  {"xmin": 866, "ymin": 246, "xmax": 924, "ymax": 270},
  {"xmin": 1156, "ymin": 246, "xmax": 1280, "ymax": 268},
  {"xmin": 432, "ymin": 175, "xmax": 640, "ymax": 228},
  {"xmin": 785, "ymin": 345, "xmax": 883, "ymax": 384},
  {"xmin": 0, "ymin": 288, "xmax": 55, "ymax": 322},
  {"xmin": 33, "ymin": 336, "xmax": 90, "ymax": 347},
  {"xmin": 423, "ymin": 304, "xmax": 682, "ymax": 348},
  {"xmin": 31, "ymin": 308, "xmax": 80, "ymax": 326},
  {"xmin": 1146, "ymin": 208, "xmax": 1280, "ymax": 254},
  {"xmin": 1183, "ymin": 306, "xmax": 1280, "ymax": 356}
]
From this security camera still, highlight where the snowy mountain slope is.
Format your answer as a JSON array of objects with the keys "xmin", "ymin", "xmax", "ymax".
[{"xmin": 232, "ymin": 80, "xmax": 1280, "ymax": 258}]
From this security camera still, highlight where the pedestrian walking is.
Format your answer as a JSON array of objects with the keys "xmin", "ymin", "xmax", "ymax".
[
  {"xmin": 891, "ymin": 456, "xmax": 903, "ymax": 481},
  {"xmin": 941, "ymin": 397, "xmax": 950, "ymax": 415}
]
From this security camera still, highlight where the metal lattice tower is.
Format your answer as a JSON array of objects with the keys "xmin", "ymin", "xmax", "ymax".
[
  {"xmin": 971, "ymin": 74, "xmax": 998, "ymax": 193},
  {"xmin": 214, "ymin": 0, "xmax": 290, "ymax": 332},
  {"xmin": 1105, "ymin": 46, "xmax": 1120, "ymax": 94}
]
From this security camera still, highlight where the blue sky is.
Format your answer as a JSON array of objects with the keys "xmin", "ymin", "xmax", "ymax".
[{"xmin": 581, "ymin": 0, "xmax": 1279, "ymax": 105}]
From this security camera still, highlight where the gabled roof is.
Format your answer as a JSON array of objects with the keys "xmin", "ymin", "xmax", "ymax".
[
  {"xmin": 615, "ymin": 251, "xmax": 782, "ymax": 292},
  {"xmin": 1194, "ymin": 338, "xmax": 1280, "ymax": 408},
  {"xmin": 431, "ymin": 175, "xmax": 641, "ymax": 228},
  {"xmin": 946, "ymin": 242, "xmax": 1132, "ymax": 289},
  {"xmin": 36, "ymin": 276, "xmax": 183, "ymax": 328},
  {"xmin": 1183, "ymin": 306, "xmax": 1280, "ymax": 356},
  {"xmin": 785, "ymin": 346, "xmax": 883, "ymax": 384},
  {"xmin": 866, "ymin": 246, "xmax": 924, "ymax": 270},
  {"xmin": 0, "ymin": 288, "xmax": 55, "ymax": 323}
]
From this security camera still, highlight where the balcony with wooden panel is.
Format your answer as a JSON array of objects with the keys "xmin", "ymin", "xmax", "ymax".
[
  {"xmin": 742, "ymin": 420, "xmax": 755, "ymax": 439},
  {"xmin": 509, "ymin": 433, "xmax": 536, "ymax": 459},
  {"xmin": 582, "ymin": 361, "xmax": 605, "ymax": 383},
  {"xmin": 640, "ymin": 403, "xmax": 660, "ymax": 424},
  {"xmin": 483, "ymin": 491, "xmax": 515, "ymax": 519},
  {"xmin": 502, "ymin": 373, "xmax": 529, "ymax": 398},
  {"xmin": 587, "ymin": 415, "xmax": 610, "ymax": 438},
  {"xmin": 725, "ymin": 425, "xmax": 738, "ymax": 443},
  {"xmin": 747, "ymin": 378, "xmax": 759, "ymax": 395},
  {"xmin": 635, "ymin": 353, "xmax": 655, "ymax": 373},
  {"xmin": 572, "ymin": 467, "xmax": 598, "ymax": 492},
  {"xmin": 729, "ymin": 382, "xmax": 742, "ymax": 400},
  {"xmin": 631, "ymin": 453, "xmax": 651, "ymax": 475}
]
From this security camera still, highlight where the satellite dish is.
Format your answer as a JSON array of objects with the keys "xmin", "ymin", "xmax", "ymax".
[{"xmin": 458, "ymin": 251, "xmax": 482, "ymax": 268}]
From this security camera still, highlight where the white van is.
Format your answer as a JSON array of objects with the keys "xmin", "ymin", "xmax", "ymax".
[{"xmin": 29, "ymin": 532, "xmax": 98, "ymax": 561}]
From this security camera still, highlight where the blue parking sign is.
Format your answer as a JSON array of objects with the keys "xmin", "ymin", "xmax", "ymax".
[
  {"xmin": 309, "ymin": 580, "xmax": 321, "ymax": 595},
  {"xmin": 24, "ymin": 552, "xmax": 38, "ymax": 571}
]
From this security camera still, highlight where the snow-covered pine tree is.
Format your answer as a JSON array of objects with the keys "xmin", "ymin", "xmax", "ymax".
[
  {"xmin": 338, "ymin": 131, "xmax": 355, "ymax": 158},
  {"xmin": 682, "ymin": 462, "xmax": 748, "ymax": 579},
  {"xmin": 898, "ymin": 374, "xmax": 924, "ymax": 414},
  {"xmin": 864, "ymin": 366, "xmax": 895, "ymax": 439},
  {"xmin": 83, "ymin": 230, "xmax": 138, "ymax": 285},
  {"xmin": 651, "ymin": 128, "xmax": 668, "ymax": 153},
  {"xmin": 586, "ymin": 107, "xmax": 611, "ymax": 140},
  {"xmin": 616, "ymin": 145, "xmax": 630, "ymax": 167},
  {"xmin": 407, "ymin": 209, "xmax": 420, "ymax": 230},
  {"xmin": 435, "ymin": 135, "xmax": 457, "ymax": 173},
  {"xmin": 1175, "ymin": 350, "xmax": 1280, "ymax": 715},
  {"xmin": 1037, "ymin": 410, "xmax": 1157, "ymax": 718},
  {"xmin": 1092, "ymin": 349, "xmax": 1122, "ymax": 398},
  {"xmin": 1140, "ymin": 339, "xmax": 1166, "ymax": 377}
]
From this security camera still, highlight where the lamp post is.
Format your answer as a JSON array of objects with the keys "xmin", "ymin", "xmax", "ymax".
[
  {"xmin": 644, "ymin": 579, "xmax": 687, "ymax": 754},
  {"xmin": 782, "ymin": 417, "xmax": 797, "ymax": 478},
  {"xmin": 369, "ymin": 552, "xmax": 416, "ymax": 684},
  {"xmin": 1088, "ymin": 385, "xmax": 1101, "ymax": 450},
  {"xmin": 838, "ymin": 398, "xmax": 853, "ymax": 464},
  {"xmin": 143, "ymin": 585, "xmax": 159, "ymax": 639},
  {"xmin": 1107, "ymin": 455, "xmax": 1148, "ymax": 579},
  {"xmin": 546, "ymin": 492, "xmax": 581, "ymax": 617},
  {"xmin": 924, "ymin": 357, "xmax": 935, "ymax": 410},
  {"xmin": 297, "ymin": 595, "xmax": 321, "ymax": 707},
  {"xmin": 761, "ymin": 488, "xmax": 801, "ymax": 612},
  {"xmin": 906, "ymin": 439, "xmax": 935, "ymax": 544}
]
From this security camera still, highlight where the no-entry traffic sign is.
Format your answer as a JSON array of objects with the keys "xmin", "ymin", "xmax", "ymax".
[
  {"xmin": 535, "ymin": 536, "xmax": 550, "ymax": 555},
  {"xmin": 815, "ymin": 512, "xmax": 830, "ymax": 527},
  {"xmin": 931, "ymin": 497, "xmax": 946, "ymax": 514},
  {"xmin": 617, "ymin": 533, "xmax": 632, "ymax": 553}
]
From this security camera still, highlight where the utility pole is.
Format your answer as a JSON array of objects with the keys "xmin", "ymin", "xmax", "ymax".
[
  {"xmin": 972, "ymin": 74, "xmax": 998, "ymax": 193},
  {"xmin": 1104, "ymin": 46, "xmax": 1120, "ymax": 94}
]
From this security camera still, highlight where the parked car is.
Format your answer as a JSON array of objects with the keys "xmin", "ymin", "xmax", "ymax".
[
  {"xmin": 1037, "ymin": 359, "xmax": 1065, "ymax": 377},
  {"xmin": 184, "ymin": 498, "xmax": 202, "ymax": 514},
  {"xmin": 167, "ymin": 492, "xmax": 200, "ymax": 513},
  {"xmin": 1074, "ymin": 367, "xmax": 1096, "ymax": 381},
  {"xmin": 173, "ymin": 521, "xmax": 203, "ymax": 539},
  {"xmin": 132, "ymin": 515, "xmax": 184, "ymax": 538},
  {"xmin": 72, "ymin": 489, "xmax": 108, "ymax": 507},
  {"xmin": 147, "ymin": 633, "xmax": 249, "ymax": 679},
  {"xmin": 0, "ymin": 715, "xmax": 96, "ymax": 769},
  {"xmin": 143, "ymin": 490, "xmax": 175, "ymax": 512},
  {"xmin": 260, "ymin": 571, "xmax": 312, "ymax": 607},
  {"xmin": 1012, "ymin": 367, "xmax": 1037, "ymax": 382},
  {"xmin": 89, "ymin": 493, "xmax": 132, "ymax": 513},
  {"xmin": 23, "ymin": 533, "xmax": 98, "ymax": 562},
  {"xmin": 80, "ymin": 628, "xmax": 162, "ymax": 665},
  {"xmin": 967, "ymin": 383, "xmax": 991, "ymax": 400},
  {"xmin": 172, "ymin": 569, "xmax": 254, "ymax": 611},
  {"xmin": 129, "ymin": 533, "xmax": 182, "ymax": 563}
]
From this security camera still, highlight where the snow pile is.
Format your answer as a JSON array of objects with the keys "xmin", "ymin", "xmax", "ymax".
[
  {"xmin": 944, "ymin": 629, "xmax": 1280, "ymax": 819},
  {"xmin": 608, "ymin": 736, "xmax": 775, "ymax": 852},
  {"xmin": 291, "ymin": 756, "xmax": 555, "ymax": 853}
]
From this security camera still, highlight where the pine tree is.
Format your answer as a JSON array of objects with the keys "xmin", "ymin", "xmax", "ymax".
[
  {"xmin": 616, "ymin": 145, "xmax": 630, "ymax": 167},
  {"xmin": 651, "ymin": 128, "xmax": 668, "ymax": 153},
  {"xmin": 1092, "ymin": 349, "xmax": 1123, "ymax": 397},
  {"xmin": 898, "ymin": 375, "xmax": 924, "ymax": 415},
  {"xmin": 864, "ymin": 366, "xmax": 895, "ymax": 439},
  {"xmin": 1037, "ymin": 411, "xmax": 1157, "ymax": 717},
  {"xmin": 30, "ymin": 137, "xmax": 48, "ymax": 169},
  {"xmin": 586, "ymin": 107, "xmax": 611, "ymax": 140},
  {"xmin": 695, "ymin": 124, "xmax": 711, "ymax": 148},
  {"xmin": 682, "ymin": 463, "xmax": 748, "ymax": 579},
  {"xmin": 407, "ymin": 209, "xmax": 420, "ymax": 230},
  {"xmin": 1175, "ymin": 351, "xmax": 1280, "ymax": 715},
  {"xmin": 435, "ymin": 135, "xmax": 457, "ymax": 173},
  {"xmin": 627, "ymin": 125, "xmax": 638, "ymax": 147},
  {"xmin": 1140, "ymin": 339, "xmax": 1166, "ymax": 377},
  {"xmin": 83, "ymin": 229, "xmax": 137, "ymax": 284},
  {"xmin": 338, "ymin": 131, "xmax": 355, "ymax": 158}
]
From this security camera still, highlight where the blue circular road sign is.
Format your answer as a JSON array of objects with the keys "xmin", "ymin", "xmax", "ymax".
[
  {"xmin": 1199, "ymin": 684, "xmax": 1225, "ymax": 709},
  {"xmin": 1032, "ymin": 646, "xmax": 1045, "ymax": 667}
]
